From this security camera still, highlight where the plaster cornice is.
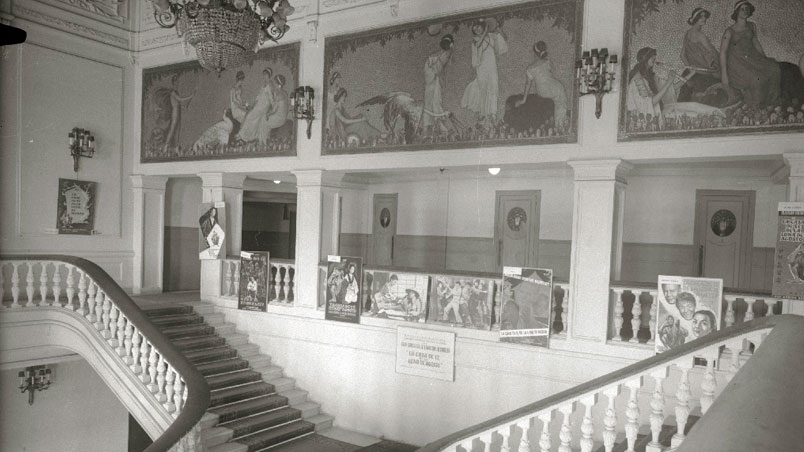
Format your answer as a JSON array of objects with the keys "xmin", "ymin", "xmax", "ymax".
[
  {"xmin": 14, "ymin": 4, "xmax": 129, "ymax": 48},
  {"xmin": 568, "ymin": 160, "xmax": 633, "ymax": 184}
]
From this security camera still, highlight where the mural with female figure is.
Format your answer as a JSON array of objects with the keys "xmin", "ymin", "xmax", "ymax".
[
  {"xmin": 141, "ymin": 43, "xmax": 299, "ymax": 162},
  {"xmin": 620, "ymin": 0, "xmax": 804, "ymax": 140},
  {"xmin": 321, "ymin": 0, "xmax": 583, "ymax": 154}
]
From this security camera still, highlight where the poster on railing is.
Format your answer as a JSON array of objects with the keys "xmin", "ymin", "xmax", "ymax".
[
  {"xmin": 426, "ymin": 274, "xmax": 495, "ymax": 330},
  {"xmin": 655, "ymin": 275, "xmax": 723, "ymax": 354},
  {"xmin": 362, "ymin": 270, "xmax": 430, "ymax": 323},
  {"xmin": 498, "ymin": 267, "xmax": 553, "ymax": 347},
  {"xmin": 57, "ymin": 178, "xmax": 97, "ymax": 235},
  {"xmin": 325, "ymin": 255, "xmax": 362, "ymax": 323},
  {"xmin": 238, "ymin": 251, "xmax": 269, "ymax": 312},
  {"xmin": 395, "ymin": 326, "xmax": 455, "ymax": 382},
  {"xmin": 198, "ymin": 202, "xmax": 226, "ymax": 260},
  {"xmin": 772, "ymin": 202, "xmax": 804, "ymax": 300}
]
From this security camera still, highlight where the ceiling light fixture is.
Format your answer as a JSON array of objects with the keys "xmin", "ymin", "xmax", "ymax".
[{"xmin": 488, "ymin": 167, "xmax": 501, "ymax": 176}]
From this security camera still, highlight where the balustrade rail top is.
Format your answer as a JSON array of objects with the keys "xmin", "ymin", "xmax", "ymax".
[
  {"xmin": 0, "ymin": 254, "xmax": 211, "ymax": 452},
  {"xmin": 319, "ymin": 262, "xmax": 569, "ymax": 284},
  {"xmin": 610, "ymin": 280, "xmax": 772, "ymax": 296},
  {"xmin": 225, "ymin": 255, "xmax": 293, "ymax": 263},
  {"xmin": 417, "ymin": 315, "xmax": 799, "ymax": 452}
]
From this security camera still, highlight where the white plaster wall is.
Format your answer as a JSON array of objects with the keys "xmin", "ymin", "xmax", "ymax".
[
  {"xmin": 165, "ymin": 177, "xmax": 203, "ymax": 228},
  {"xmin": 0, "ymin": 360, "xmax": 129, "ymax": 452}
]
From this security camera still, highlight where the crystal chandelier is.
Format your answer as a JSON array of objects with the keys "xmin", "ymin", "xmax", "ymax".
[{"xmin": 150, "ymin": 0, "xmax": 295, "ymax": 74}]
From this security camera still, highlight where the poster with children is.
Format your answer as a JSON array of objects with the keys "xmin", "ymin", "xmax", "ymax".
[
  {"xmin": 772, "ymin": 202, "xmax": 804, "ymax": 300},
  {"xmin": 499, "ymin": 267, "xmax": 553, "ymax": 347},
  {"xmin": 655, "ymin": 275, "xmax": 723, "ymax": 354},
  {"xmin": 238, "ymin": 251, "xmax": 269, "ymax": 312},
  {"xmin": 362, "ymin": 270, "xmax": 430, "ymax": 323},
  {"xmin": 325, "ymin": 255, "xmax": 363, "ymax": 323},
  {"xmin": 426, "ymin": 274, "xmax": 495, "ymax": 330}
]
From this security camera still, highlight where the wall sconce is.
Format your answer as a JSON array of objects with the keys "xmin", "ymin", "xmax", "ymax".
[
  {"xmin": 290, "ymin": 86, "xmax": 315, "ymax": 139},
  {"xmin": 576, "ymin": 48, "xmax": 617, "ymax": 119},
  {"xmin": 19, "ymin": 365, "xmax": 52, "ymax": 405},
  {"xmin": 68, "ymin": 127, "xmax": 95, "ymax": 172}
]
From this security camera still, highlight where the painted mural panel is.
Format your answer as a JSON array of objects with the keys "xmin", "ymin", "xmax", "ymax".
[
  {"xmin": 620, "ymin": 0, "xmax": 804, "ymax": 141},
  {"xmin": 322, "ymin": 0, "xmax": 582, "ymax": 154},
  {"xmin": 141, "ymin": 43, "xmax": 299, "ymax": 162}
]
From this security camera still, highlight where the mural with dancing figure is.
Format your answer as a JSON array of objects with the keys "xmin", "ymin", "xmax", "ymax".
[
  {"xmin": 141, "ymin": 42, "xmax": 299, "ymax": 162},
  {"xmin": 620, "ymin": 0, "xmax": 804, "ymax": 140},
  {"xmin": 321, "ymin": 0, "xmax": 583, "ymax": 154}
]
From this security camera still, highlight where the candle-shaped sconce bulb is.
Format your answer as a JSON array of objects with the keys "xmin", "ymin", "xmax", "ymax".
[
  {"xmin": 69, "ymin": 132, "xmax": 75, "ymax": 147},
  {"xmin": 88, "ymin": 136, "xmax": 95, "ymax": 155}
]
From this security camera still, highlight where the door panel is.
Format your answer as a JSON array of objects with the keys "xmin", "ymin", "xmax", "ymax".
[
  {"xmin": 372, "ymin": 194, "xmax": 397, "ymax": 266},
  {"xmin": 495, "ymin": 191, "xmax": 540, "ymax": 270},
  {"xmin": 695, "ymin": 191, "xmax": 755, "ymax": 289}
]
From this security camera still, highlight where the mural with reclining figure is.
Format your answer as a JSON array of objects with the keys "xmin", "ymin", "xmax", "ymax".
[
  {"xmin": 620, "ymin": 0, "xmax": 804, "ymax": 140},
  {"xmin": 321, "ymin": 0, "xmax": 583, "ymax": 154}
]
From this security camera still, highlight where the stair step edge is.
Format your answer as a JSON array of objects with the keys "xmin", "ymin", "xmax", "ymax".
[{"xmin": 200, "ymin": 426, "xmax": 234, "ymax": 448}]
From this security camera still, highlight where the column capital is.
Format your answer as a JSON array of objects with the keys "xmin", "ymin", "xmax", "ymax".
[
  {"xmin": 130, "ymin": 175, "xmax": 168, "ymax": 190},
  {"xmin": 783, "ymin": 153, "xmax": 804, "ymax": 177},
  {"xmin": 198, "ymin": 172, "xmax": 247, "ymax": 189},
  {"xmin": 292, "ymin": 169, "xmax": 344, "ymax": 188},
  {"xmin": 568, "ymin": 160, "xmax": 633, "ymax": 184}
]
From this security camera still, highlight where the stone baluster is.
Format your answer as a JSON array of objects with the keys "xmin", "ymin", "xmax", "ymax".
[
  {"xmin": 101, "ymin": 294, "xmax": 112, "ymax": 337},
  {"xmin": 551, "ymin": 288, "xmax": 561, "ymax": 334},
  {"xmin": 724, "ymin": 296, "xmax": 736, "ymax": 327},
  {"xmin": 131, "ymin": 328, "xmax": 142, "ymax": 372},
  {"xmin": 646, "ymin": 367, "xmax": 668, "ymax": 452},
  {"xmin": 147, "ymin": 348, "xmax": 159, "ymax": 393},
  {"xmin": 39, "ymin": 262, "xmax": 49, "ymax": 305},
  {"xmin": 278, "ymin": 266, "xmax": 287, "ymax": 302},
  {"xmin": 232, "ymin": 262, "xmax": 241, "ymax": 297},
  {"xmin": 648, "ymin": 290, "xmax": 658, "ymax": 344},
  {"xmin": 457, "ymin": 439, "xmax": 473, "ymax": 452},
  {"xmin": 182, "ymin": 383, "xmax": 189, "ymax": 414},
  {"xmin": 140, "ymin": 341, "xmax": 152, "ymax": 384},
  {"xmin": 164, "ymin": 366, "xmax": 176, "ymax": 412},
  {"xmin": 579, "ymin": 395, "xmax": 596, "ymax": 452},
  {"xmin": 478, "ymin": 432, "xmax": 492, "ymax": 452},
  {"xmin": 496, "ymin": 426, "xmax": 511, "ymax": 452},
  {"xmin": 85, "ymin": 280, "xmax": 97, "ymax": 320},
  {"xmin": 624, "ymin": 378, "xmax": 642, "ymax": 452},
  {"xmin": 287, "ymin": 265, "xmax": 295, "ymax": 303},
  {"xmin": 516, "ymin": 418, "xmax": 532, "ymax": 452},
  {"xmin": 537, "ymin": 412, "xmax": 553, "ymax": 452},
  {"xmin": 269, "ymin": 265, "xmax": 278, "ymax": 302},
  {"xmin": 52, "ymin": 263, "xmax": 62, "ymax": 307},
  {"xmin": 116, "ymin": 314, "xmax": 128, "ymax": 356},
  {"xmin": 560, "ymin": 288, "xmax": 568, "ymax": 332},
  {"xmin": 25, "ymin": 262, "xmax": 35, "ymax": 306},
  {"xmin": 156, "ymin": 354, "xmax": 167, "ymax": 402},
  {"xmin": 671, "ymin": 363, "xmax": 693, "ymax": 449},
  {"xmin": 744, "ymin": 298, "xmax": 756, "ymax": 322},
  {"xmin": 173, "ymin": 376, "xmax": 184, "ymax": 417},
  {"xmin": 602, "ymin": 386, "xmax": 619, "ymax": 452},
  {"xmin": 108, "ymin": 306, "xmax": 119, "ymax": 344},
  {"xmin": 224, "ymin": 261, "xmax": 233, "ymax": 296},
  {"xmin": 700, "ymin": 348, "xmax": 718, "ymax": 415},
  {"xmin": 765, "ymin": 300, "xmax": 776, "ymax": 317},
  {"xmin": 10, "ymin": 262, "xmax": 21, "ymax": 308},
  {"xmin": 612, "ymin": 288, "xmax": 625, "ymax": 341},
  {"xmin": 77, "ymin": 271, "xmax": 88, "ymax": 313},
  {"xmin": 557, "ymin": 403, "xmax": 574, "ymax": 452},
  {"xmin": 629, "ymin": 294, "xmax": 643, "ymax": 343},
  {"xmin": 65, "ymin": 265, "xmax": 75, "ymax": 310},
  {"xmin": 94, "ymin": 290, "xmax": 106, "ymax": 330}
]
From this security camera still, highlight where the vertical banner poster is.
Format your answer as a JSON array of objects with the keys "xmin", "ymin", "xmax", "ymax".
[
  {"xmin": 426, "ymin": 275, "xmax": 495, "ymax": 330},
  {"xmin": 199, "ymin": 202, "xmax": 226, "ymax": 260},
  {"xmin": 655, "ymin": 275, "xmax": 723, "ymax": 354},
  {"xmin": 362, "ymin": 270, "xmax": 430, "ymax": 323},
  {"xmin": 499, "ymin": 267, "xmax": 553, "ymax": 347},
  {"xmin": 238, "ymin": 251, "xmax": 269, "ymax": 311},
  {"xmin": 325, "ymin": 255, "xmax": 362, "ymax": 323},
  {"xmin": 772, "ymin": 202, "xmax": 804, "ymax": 300},
  {"xmin": 395, "ymin": 326, "xmax": 455, "ymax": 382},
  {"xmin": 57, "ymin": 178, "xmax": 97, "ymax": 235}
]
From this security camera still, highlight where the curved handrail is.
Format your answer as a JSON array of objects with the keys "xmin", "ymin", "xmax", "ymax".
[
  {"xmin": 0, "ymin": 255, "xmax": 210, "ymax": 452},
  {"xmin": 417, "ymin": 314, "xmax": 800, "ymax": 451}
]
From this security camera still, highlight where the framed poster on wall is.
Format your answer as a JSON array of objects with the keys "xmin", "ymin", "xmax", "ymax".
[
  {"xmin": 57, "ymin": 178, "xmax": 97, "ymax": 235},
  {"xmin": 655, "ymin": 275, "xmax": 723, "ymax": 354},
  {"xmin": 325, "ymin": 255, "xmax": 363, "ymax": 323}
]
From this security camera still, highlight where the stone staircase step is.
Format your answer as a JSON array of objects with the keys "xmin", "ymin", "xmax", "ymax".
[
  {"xmin": 207, "ymin": 370, "xmax": 264, "ymax": 391},
  {"xmin": 219, "ymin": 332, "xmax": 249, "ymax": 347},
  {"xmin": 236, "ymin": 419, "xmax": 315, "ymax": 452},
  {"xmin": 186, "ymin": 346, "xmax": 239, "ymax": 364},
  {"xmin": 197, "ymin": 358, "xmax": 251, "ymax": 377},
  {"xmin": 161, "ymin": 324, "xmax": 217, "ymax": 340},
  {"xmin": 253, "ymin": 365, "xmax": 282, "ymax": 381},
  {"xmin": 143, "ymin": 305, "xmax": 194, "ymax": 318},
  {"xmin": 210, "ymin": 394, "xmax": 291, "ymax": 424},
  {"xmin": 215, "ymin": 323, "xmax": 237, "ymax": 336},
  {"xmin": 306, "ymin": 414, "xmax": 334, "ymax": 431},
  {"xmin": 266, "ymin": 377, "xmax": 295, "ymax": 393},
  {"xmin": 181, "ymin": 301, "xmax": 216, "ymax": 315},
  {"xmin": 173, "ymin": 335, "xmax": 227, "ymax": 352},
  {"xmin": 200, "ymin": 411, "xmax": 221, "ymax": 430},
  {"xmin": 245, "ymin": 355, "xmax": 272, "ymax": 371},
  {"xmin": 233, "ymin": 343, "xmax": 261, "ymax": 359},
  {"xmin": 293, "ymin": 401, "xmax": 321, "ymax": 419},
  {"xmin": 202, "ymin": 312, "xmax": 227, "ymax": 326},
  {"xmin": 201, "ymin": 426, "xmax": 234, "ymax": 449},
  {"xmin": 279, "ymin": 389, "xmax": 308, "ymax": 406},
  {"xmin": 149, "ymin": 313, "xmax": 204, "ymax": 328},
  {"xmin": 209, "ymin": 442, "xmax": 248, "ymax": 452},
  {"xmin": 210, "ymin": 382, "xmax": 277, "ymax": 408},
  {"xmin": 224, "ymin": 407, "xmax": 303, "ymax": 439}
]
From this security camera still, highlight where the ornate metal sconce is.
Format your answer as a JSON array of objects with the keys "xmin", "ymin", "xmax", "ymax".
[
  {"xmin": 577, "ymin": 48, "xmax": 618, "ymax": 119},
  {"xmin": 19, "ymin": 365, "xmax": 52, "ymax": 405},
  {"xmin": 69, "ymin": 127, "xmax": 95, "ymax": 172},
  {"xmin": 291, "ymin": 86, "xmax": 315, "ymax": 139}
]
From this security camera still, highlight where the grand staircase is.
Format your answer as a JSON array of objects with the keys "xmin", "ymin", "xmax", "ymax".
[{"xmin": 144, "ymin": 302, "xmax": 333, "ymax": 451}]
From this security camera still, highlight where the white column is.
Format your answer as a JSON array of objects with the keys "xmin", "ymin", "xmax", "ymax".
[
  {"xmin": 782, "ymin": 152, "xmax": 804, "ymax": 316},
  {"xmin": 567, "ymin": 160, "xmax": 632, "ymax": 342},
  {"xmin": 611, "ymin": 179, "xmax": 627, "ymax": 280},
  {"xmin": 293, "ymin": 170, "xmax": 343, "ymax": 308},
  {"xmin": 131, "ymin": 175, "xmax": 168, "ymax": 295},
  {"xmin": 198, "ymin": 173, "xmax": 246, "ymax": 300}
]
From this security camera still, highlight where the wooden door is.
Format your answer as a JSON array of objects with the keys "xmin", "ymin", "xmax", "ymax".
[
  {"xmin": 372, "ymin": 193, "xmax": 398, "ymax": 266},
  {"xmin": 494, "ymin": 191, "xmax": 541, "ymax": 270},
  {"xmin": 694, "ymin": 190, "xmax": 755, "ymax": 289}
]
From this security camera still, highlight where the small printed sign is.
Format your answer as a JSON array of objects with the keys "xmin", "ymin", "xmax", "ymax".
[{"xmin": 395, "ymin": 326, "xmax": 455, "ymax": 382}]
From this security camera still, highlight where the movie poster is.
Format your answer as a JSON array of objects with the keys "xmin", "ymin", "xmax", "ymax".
[
  {"xmin": 325, "ymin": 255, "xmax": 362, "ymax": 323},
  {"xmin": 426, "ymin": 274, "xmax": 495, "ymax": 330},
  {"xmin": 499, "ymin": 267, "xmax": 553, "ymax": 347},
  {"xmin": 238, "ymin": 251, "xmax": 269, "ymax": 312},
  {"xmin": 362, "ymin": 270, "xmax": 430, "ymax": 323},
  {"xmin": 56, "ymin": 179, "xmax": 97, "ymax": 235},
  {"xmin": 772, "ymin": 202, "xmax": 804, "ymax": 300},
  {"xmin": 655, "ymin": 275, "xmax": 723, "ymax": 354},
  {"xmin": 199, "ymin": 202, "xmax": 226, "ymax": 260}
]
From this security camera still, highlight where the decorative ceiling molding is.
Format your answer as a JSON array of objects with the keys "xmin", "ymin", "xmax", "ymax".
[
  {"xmin": 139, "ymin": 31, "xmax": 181, "ymax": 49},
  {"xmin": 53, "ymin": 0, "xmax": 127, "ymax": 21},
  {"xmin": 14, "ymin": 5, "xmax": 129, "ymax": 47},
  {"xmin": 321, "ymin": 0, "xmax": 382, "ymax": 13}
]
